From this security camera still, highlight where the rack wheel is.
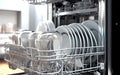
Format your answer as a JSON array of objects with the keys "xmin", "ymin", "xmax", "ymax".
[
  {"xmin": 8, "ymin": 63, "xmax": 17, "ymax": 70},
  {"xmin": 94, "ymin": 71, "xmax": 101, "ymax": 75}
]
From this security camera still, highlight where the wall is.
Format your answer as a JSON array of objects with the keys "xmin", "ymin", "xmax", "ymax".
[
  {"xmin": 0, "ymin": 0, "xmax": 53, "ymax": 31},
  {"xmin": 0, "ymin": 0, "xmax": 29, "ymax": 30},
  {"xmin": 0, "ymin": 10, "xmax": 17, "ymax": 25}
]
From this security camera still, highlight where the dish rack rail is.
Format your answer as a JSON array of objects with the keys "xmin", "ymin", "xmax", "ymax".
[{"xmin": 4, "ymin": 44, "xmax": 104, "ymax": 75}]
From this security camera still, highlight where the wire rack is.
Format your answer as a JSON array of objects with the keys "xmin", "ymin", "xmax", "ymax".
[
  {"xmin": 28, "ymin": 0, "xmax": 64, "ymax": 4},
  {"xmin": 4, "ymin": 44, "xmax": 104, "ymax": 75}
]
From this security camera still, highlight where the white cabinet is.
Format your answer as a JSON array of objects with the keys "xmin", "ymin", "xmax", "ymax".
[{"xmin": 0, "ymin": 0, "xmax": 29, "ymax": 30}]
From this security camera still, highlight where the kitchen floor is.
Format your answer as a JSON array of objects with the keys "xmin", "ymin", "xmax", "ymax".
[{"xmin": 0, "ymin": 60, "xmax": 24, "ymax": 75}]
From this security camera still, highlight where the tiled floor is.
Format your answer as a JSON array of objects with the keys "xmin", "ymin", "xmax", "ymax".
[{"xmin": 0, "ymin": 60, "xmax": 24, "ymax": 75}]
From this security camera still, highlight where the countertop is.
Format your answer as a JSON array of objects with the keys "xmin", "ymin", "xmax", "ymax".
[{"xmin": 0, "ymin": 60, "xmax": 25, "ymax": 75}]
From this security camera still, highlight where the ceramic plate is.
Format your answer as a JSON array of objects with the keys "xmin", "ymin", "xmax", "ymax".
[
  {"xmin": 82, "ymin": 20, "xmax": 103, "ymax": 46},
  {"xmin": 56, "ymin": 26, "xmax": 72, "ymax": 57}
]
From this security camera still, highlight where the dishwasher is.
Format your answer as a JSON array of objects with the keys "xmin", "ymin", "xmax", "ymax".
[{"xmin": 4, "ymin": 0, "xmax": 107, "ymax": 75}]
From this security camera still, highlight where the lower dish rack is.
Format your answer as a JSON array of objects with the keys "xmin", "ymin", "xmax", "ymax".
[{"xmin": 4, "ymin": 44, "xmax": 104, "ymax": 75}]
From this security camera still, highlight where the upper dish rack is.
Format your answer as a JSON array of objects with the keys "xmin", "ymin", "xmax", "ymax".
[{"xmin": 28, "ymin": 0, "xmax": 64, "ymax": 4}]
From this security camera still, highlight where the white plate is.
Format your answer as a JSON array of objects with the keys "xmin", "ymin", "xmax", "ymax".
[
  {"xmin": 36, "ymin": 20, "xmax": 55, "ymax": 32},
  {"xmin": 71, "ymin": 23, "xmax": 86, "ymax": 68},
  {"xmin": 34, "ymin": 32, "xmax": 59, "ymax": 72},
  {"xmin": 49, "ymin": 20, "xmax": 56, "ymax": 31},
  {"xmin": 69, "ymin": 23, "xmax": 83, "ymax": 53},
  {"xmin": 66, "ymin": 25, "xmax": 76, "ymax": 54},
  {"xmin": 82, "ymin": 24, "xmax": 98, "ymax": 51},
  {"xmin": 75, "ymin": 24, "xmax": 85, "ymax": 54},
  {"xmin": 53, "ymin": 32, "xmax": 61, "ymax": 58},
  {"xmin": 64, "ymin": 25, "xmax": 79, "ymax": 70},
  {"xmin": 29, "ymin": 32, "xmax": 40, "ymax": 48},
  {"xmin": 77, "ymin": 24, "xmax": 89, "ymax": 53},
  {"xmin": 81, "ymin": 24, "xmax": 94, "ymax": 53},
  {"xmin": 36, "ymin": 22, "xmax": 47, "ymax": 32},
  {"xmin": 19, "ymin": 31, "xmax": 32, "ymax": 47},
  {"xmin": 69, "ymin": 23, "xmax": 84, "ymax": 68},
  {"xmin": 81, "ymin": 25, "xmax": 93, "ymax": 51},
  {"xmin": 46, "ymin": 20, "xmax": 55, "ymax": 32},
  {"xmin": 82, "ymin": 24, "xmax": 98, "ymax": 65},
  {"xmin": 72, "ymin": 23, "xmax": 82, "ymax": 48},
  {"xmin": 82, "ymin": 20, "xmax": 103, "ymax": 46},
  {"xmin": 44, "ymin": 21, "xmax": 49, "ymax": 31},
  {"xmin": 56, "ymin": 26, "xmax": 75, "ymax": 70},
  {"xmin": 68, "ymin": 23, "xmax": 79, "ymax": 48},
  {"xmin": 56, "ymin": 26, "xmax": 72, "ymax": 57},
  {"xmin": 81, "ymin": 24, "xmax": 90, "ymax": 53},
  {"xmin": 88, "ymin": 28, "xmax": 98, "ymax": 65},
  {"xmin": 77, "ymin": 23, "xmax": 93, "ymax": 68}
]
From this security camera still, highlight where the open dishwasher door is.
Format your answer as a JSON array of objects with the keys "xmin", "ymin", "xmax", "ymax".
[{"xmin": 0, "ymin": 34, "xmax": 13, "ymax": 59}]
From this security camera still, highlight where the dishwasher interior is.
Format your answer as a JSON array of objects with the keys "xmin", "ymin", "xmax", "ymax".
[{"xmin": 4, "ymin": 0, "xmax": 105, "ymax": 75}]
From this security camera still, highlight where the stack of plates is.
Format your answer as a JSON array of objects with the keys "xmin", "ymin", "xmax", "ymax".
[
  {"xmin": 35, "ymin": 20, "xmax": 55, "ymax": 33},
  {"xmin": 55, "ymin": 20, "xmax": 103, "ymax": 69},
  {"xmin": 82, "ymin": 20, "xmax": 103, "ymax": 47},
  {"xmin": 18, "ymin": 31, "xmax": 32, "ymax": 47},
  {"xmin": 22, "ymin": 20, "xmax": 103, "ymax": 71},
  {"xmin": 28, "ymin": 32, "xmax": 40, "ymax": 48},
  {"xmin": 34, "ymin": 32, "xmax": 61, "ymax": 72}
]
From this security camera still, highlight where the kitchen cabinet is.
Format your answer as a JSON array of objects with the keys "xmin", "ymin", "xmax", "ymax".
[{"xmin": 0, "ymin": 0, "xmax": 29, "ymax": 30}]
